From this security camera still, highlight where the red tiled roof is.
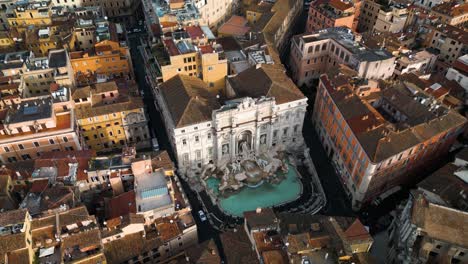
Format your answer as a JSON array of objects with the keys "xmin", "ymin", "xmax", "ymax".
[
  {"xmin": 198, "ymin": 45, "xmax": 214, "ymax": 54},
  {"xmin": 95, "ymin": 45, "xmax": 112, "ymax": 53},
  {"xmin": 163, "ymin": 39, "xmax": 180, "ymax": 56},
  {"xmin": 452, "ymin": 59, "xmax": 468, "ymax": 75},
  {"xmin": 218, "ymin": 16, "xmax": 250, "ymax": 36},
  {"xmin": 160, "ymin": 21, "xmax": 178, "ymax": 28},
  {"xmin": 424, "ymin": 86, "xmax": 449, "ymax": 99},
  {"xmin": 34, "ymin": 150, "xmax": 96, "ymax": 182},
  {"xmin": 69, "ymin": 51, "xmax": 84, "ymax": 59},
  {"xmin": 344, "ymin": 219, "xmax": 372, "ymax": 242},
  {"xmin": 329, "ymin": 0, "xmax": 354, "ymax": 11},
  {"xmin": 347, "ymin": 113, "xmax": 385, "ymax": 135},
  {"xmin": 30, "ymin": 179, "xmax": 49, "ymax": 193},
  {"xmin": 106, "ymin": 191, "xmax": 136, "ymax": 220},
  {"xmin": 186, "ymin": 26, "xmax": 204, "ymax": 39}
]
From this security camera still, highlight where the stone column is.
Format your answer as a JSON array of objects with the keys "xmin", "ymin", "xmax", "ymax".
[
  {"xmin": 230, "ymin": 129, "xmax": 236, "ymax": 162},
  {"xmin": 254, "ymin": 122, "xmax": 262, "ymax": 154}
]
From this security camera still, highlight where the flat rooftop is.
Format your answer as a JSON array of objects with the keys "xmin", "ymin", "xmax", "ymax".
[
  {"xmin": 5, "ymin": 98, "xmax": 53, "ymax": 124},
  {"xmin": 296, "ymin": 27, "xmax": 393, "ymax": 61},
  {"xmin": 151, "ymin": 0, "xmax": 200, "ymax": 23}
]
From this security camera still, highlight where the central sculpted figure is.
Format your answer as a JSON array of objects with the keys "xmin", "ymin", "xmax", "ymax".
[{"xmin": 239, "ymin": 141, "xmax": 250, "ymax": 156}]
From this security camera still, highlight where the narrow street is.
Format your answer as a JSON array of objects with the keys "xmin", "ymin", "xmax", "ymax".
[
  {"xmin": 127, "ymin": 32, "xmax": 226, "ymax": 261},
  {"xmin": 302, "ymin": 112, "xmax": 355, "ymax": 217}
]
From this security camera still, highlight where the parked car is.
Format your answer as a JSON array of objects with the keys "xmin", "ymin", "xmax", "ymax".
[
  {"xmin": 152, "ymin": 138, "xmax": 160, "ymax": 152},
  {"xmin": 198, "ymin": 210, "xmax": 207, "ymax": 222}
]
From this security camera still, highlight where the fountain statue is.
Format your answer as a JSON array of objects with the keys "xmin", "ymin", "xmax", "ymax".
[
  {"xmin": 201, "ymin": 163, "xmax": 216, "ymax": 180},
  {"xmin": 200, "ymin": 144, "xmax": 292, "ymax": 197}
]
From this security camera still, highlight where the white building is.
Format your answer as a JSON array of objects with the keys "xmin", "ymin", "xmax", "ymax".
[
  {"xmin": 394, "ymin": 50, "xmax": 438, "ymax": 76},
  {"xmin": 413, "ymin": 0, "xmax": 444, "ymax": 9},
  {"xmin": 133, "ymin": 159, "xmax": 175, "ymax": 219},
  {"xmin": 446, "ymin": 54, "xmax": 468, "ymax": 90},
  {"xmin": 156, "ymin": 64, "xmax": 307, "ymax": 175}
]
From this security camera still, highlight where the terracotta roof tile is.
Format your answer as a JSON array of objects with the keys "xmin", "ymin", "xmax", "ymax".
[
  {"xmin": 411, "ymin": 193, "xmax": 468, "ymax": 247},
  {"xmin": 34, "ymin": 150, "xmax": 95, "ymax": 182},
  {"xmin": 184, "ymin": 239, "xmax": 221, "ymax": 264},
  {"xmin": 220, "ymin": 228, "xmax": 260, "ymax": 264},
  {"xmin": 105, "ymin": 191, "xmax": 136, "ymax": 220},
  {"xmin": 104, "ymin": 232, "xmax": 162, "ymax": 263},
  {"xmin": 159, "ymin": 75, "xmax": 220, "ymax": 128},
  {"xmin": 218, "ymin": 16, "xmax": 250, "ymax": 36},
  {"xmin": 0, "ymin": 209, "xmax": 27, "ymax": 226},
  {"xmin": 228, "ymin": 64, "xmax": 305, "ymax": 105},
  {"xmin": 185, "ymin": 25, "xmax": 204, "ymax": 39}
]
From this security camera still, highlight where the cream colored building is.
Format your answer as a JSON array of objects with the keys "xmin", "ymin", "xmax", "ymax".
[
  {"xmin": 357, "ymin": 0, "xmax": 382, "ymax": 32},
  {"xmin": 424, "ymin": 24, "xmax": 468, "ymax": 66},
  {"xmin": 195, "ymin": 0, "xmax": 238, "ymax": 27},
  {"xmin": 374, "ymin": 4, "xmax": 408, "ymax": 33},
  {"xmin": 289, "ymin": 27, "xmax": 396, "ymax": 87},
  {"xmin": 19, "ymin": 49, "xmax": 74, "ymax": 97},
  {"xmin": 430, "ymin": 1, "xmax": 468, "ymax": 27}
]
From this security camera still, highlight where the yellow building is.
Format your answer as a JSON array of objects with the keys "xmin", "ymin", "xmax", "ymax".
[
  {"xmin": 25, "ymin": 25, "xmax": 75, "ymax": 56},
  {"xmin": 70, "ymin": 40, "xmax": 133, "ymax": 86},
  {"xmin": 157, "ymin": 26, "xmax": 227, "ymax": 94},
  {"xmin": 73, "ymin": 81, "xmax": 150, "ymax": 152},
  {"xmin": 6, "ymin": 0, "xmax": 53, "ymax": 32},
  {"xmin": 0, "ymin": 31, "xmax": 14, "ymax": 51}
]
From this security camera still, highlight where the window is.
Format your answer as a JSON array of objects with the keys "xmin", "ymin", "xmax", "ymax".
[
  {"xmin": 207, "ymin": 133, "xmax": 211, "ymax": 139},
  {"xmin": 4, "ymin": 146, "xmax": 9, "ymax": 152},
  {"xmin": 196, "ymin": 150, "xmax": 201, "ymax": 160},
  {"xmin": 195, "ymin": 136, "xmax": 199, "ymax": 143},
  {"xmin": 21, "ymin": 154, "xmax": 31, "ymax": 160},
  {"xmin": 7, "ymin": 157, "xmax": 17, "ymax": 162},
  {"xmin": 62, "ymin": 137, "xmax": 68, "ymax": 142},
  {"xmin": 49, "ymin": 139, "xmax": 55, "ymax": 145},
  {"xmin": 182, "ymin": 139, "xmax": 187, "ymax": 145}
]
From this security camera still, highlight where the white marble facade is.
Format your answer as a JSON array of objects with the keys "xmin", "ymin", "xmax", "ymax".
[{"xmin": 174, "ymin": 96, "xmax": 308, "ymax": 174}]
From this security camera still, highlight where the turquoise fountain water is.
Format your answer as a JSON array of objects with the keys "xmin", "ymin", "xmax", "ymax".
[{"xmin": 206, "ymin": 164, "xmax": 302, "ymax": 217}]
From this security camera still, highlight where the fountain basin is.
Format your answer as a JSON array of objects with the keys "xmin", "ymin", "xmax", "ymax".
[{"xmin": 206, "ymin": 163, "xmax": 302, "ymax": 217}]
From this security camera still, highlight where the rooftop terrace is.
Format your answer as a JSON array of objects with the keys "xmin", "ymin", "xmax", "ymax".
[
  {"xmin": 297, "ymin": 27, "xmax": 393, "ymax": 62},
  {"xmin": 151, "ymin": 0, "xmax": 200, "ymax": 23}
]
